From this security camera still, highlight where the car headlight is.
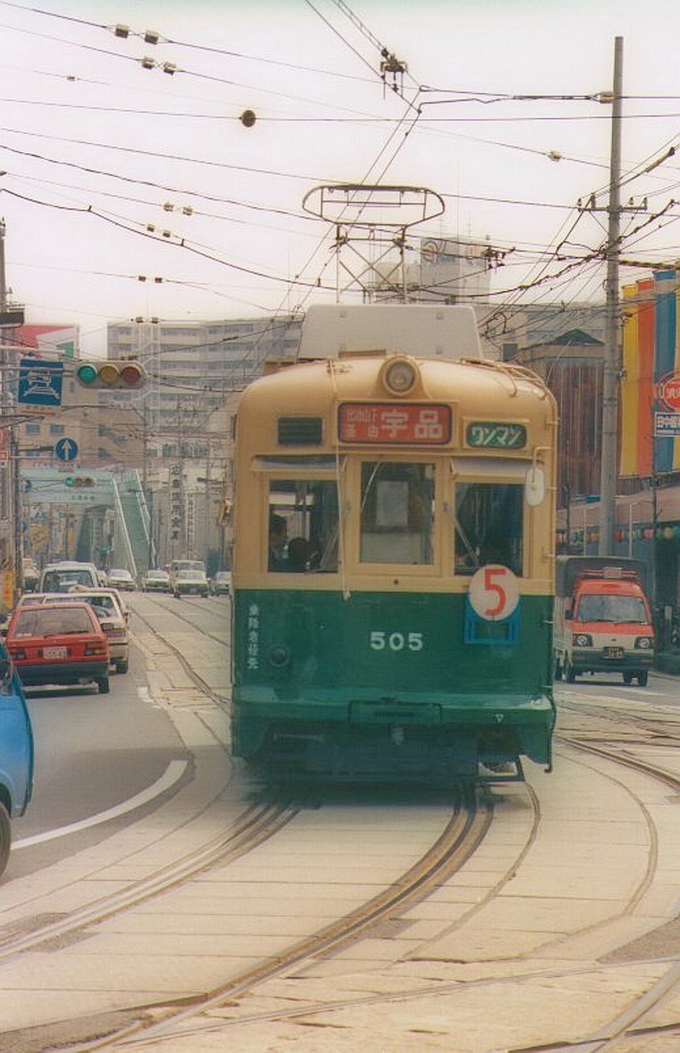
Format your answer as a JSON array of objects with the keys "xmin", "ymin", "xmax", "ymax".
[
  {"xmin": 574, "ymin": 633, "xmax": 592, "ymax": 647},
  {"xmin": 635, "ymin": 636, "xmax": 653, "ymax": 649}
]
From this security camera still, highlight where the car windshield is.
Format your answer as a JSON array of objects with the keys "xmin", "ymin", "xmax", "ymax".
[
  {"xmin": 178, "ymin": 571, "xmax": 205, "ymax": 581},
  {"xmin": 14, "ymin": 607, "xmax": 95, "ymax": 637},
  {"xmin": 42, "ymin": 569, "xmax": 94, "ymax": 591},
  {"xmin": 576, "ymin": 594, "xmax": 648, "ymax": 623}
]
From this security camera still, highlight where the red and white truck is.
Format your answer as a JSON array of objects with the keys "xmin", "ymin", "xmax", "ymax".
[{"xmin": 553, "ymin": 556, "xmax": 655, "ymax": 686}]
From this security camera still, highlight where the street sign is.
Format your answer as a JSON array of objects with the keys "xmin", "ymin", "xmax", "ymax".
[
  {"xmin": 654, "ymin": 411, "xmax": 680, "ymax": 437},
  {"xmin": 17, "ymin": 359, "xmax": 64, "ymax": 408},
  {"xmin": 54, "ymin": 437, "xmax": 78, "ymax": 462}
]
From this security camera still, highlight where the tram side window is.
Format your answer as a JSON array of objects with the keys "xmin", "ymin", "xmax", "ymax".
[
  {"xmin": 268, "ymin": 480, "xmax": 339, "ymax": 572},
  {"xmin": 454, "ymin": 482, "xmax": 523, "ymax": 575},
  {"xmin": 360, "ymin": 462, "xmax": 434, "ymax": 565}
]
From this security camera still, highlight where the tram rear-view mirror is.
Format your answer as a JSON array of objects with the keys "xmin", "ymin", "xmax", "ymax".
[{"xmin": 524, "ymin": 465, "xmax": 545, "ymax": 506}]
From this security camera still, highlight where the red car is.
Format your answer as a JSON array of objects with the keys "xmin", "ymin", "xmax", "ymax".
[{"xmin": 5, "ymin": 601, "xmax": 111, "ymax": 694}]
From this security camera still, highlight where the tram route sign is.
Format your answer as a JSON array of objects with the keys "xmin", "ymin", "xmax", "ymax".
[
  {"xmin": 469, "ymin": 564, "xmax": 520, "ymax": 621},
  {"xmin": 338, "ymin": 402, "xmax": 452, "ymax": 444}
]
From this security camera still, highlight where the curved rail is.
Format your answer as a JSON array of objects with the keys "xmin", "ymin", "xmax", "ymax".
[
  {"xmin": 74, "ymin": 787, "xmax": 494, "ymax": 1049},
  {"xmin": 0, "ymin": 798, "xmax": 298, "ymax": 963}
]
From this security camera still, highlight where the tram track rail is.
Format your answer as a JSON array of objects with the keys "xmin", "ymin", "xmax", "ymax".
[
  {"xmin": 78, "ymin": 717, "xmax": 680, "ymax": 1053},
  {"xmin": 127, "ymin": 594, "xmax": 229, "ymax": 708},
  {"xmin": 507, "ymin": 705, "xmax": 680, "ymax": 1053},
  {"xmin": 120, "ymin": 735, "xmax": 680, "ymax": 1053},
  {"xmin": 133, "ymin": 592, "xmax": 229, "ymax": 651},
  {"xmin": 59, "ymin": 786, "xmax": 494, "ymax": 1050},
  {"xmin": 0, "ymin": 797, "xmax": 299, "ymax": 964}
]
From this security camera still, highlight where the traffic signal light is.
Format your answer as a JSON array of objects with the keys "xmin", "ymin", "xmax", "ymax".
[
  {"xmin": 75, "ymin": 360, "xmax": 146, "ymax": 389},
  {"xmin": 64, "ymin": 476, "xmax": 94, "ymax": 488}
]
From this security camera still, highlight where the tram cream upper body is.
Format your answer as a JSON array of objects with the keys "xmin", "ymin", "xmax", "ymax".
[{"xmin": 234, "ymin": 348, "xmax": 557, "ymax": 594}]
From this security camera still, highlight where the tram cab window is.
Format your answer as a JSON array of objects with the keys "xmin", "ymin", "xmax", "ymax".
[
  {"xmin": 360, "ymin": 462, "xmax": 434, "ymax": 565},
  {"xmin": 268, "ymin": 480, "xmax": 339, "ymax": 572},
  {"xmin": 454, "ymin": 482, "xmax": 523, "ymax": 575}
]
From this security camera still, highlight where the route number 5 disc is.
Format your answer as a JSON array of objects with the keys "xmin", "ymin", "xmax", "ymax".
[{"xmin": 468, "ymin": 564, "xmax": 519, "ymax": 621}]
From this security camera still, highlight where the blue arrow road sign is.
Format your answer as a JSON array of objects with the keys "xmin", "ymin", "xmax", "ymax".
[
  {"xmin": 17, "ymin": 359, "xmax": 64, "ymax": 407},
  {"xmin": 54, "ymin": 437, "xmax": 78, "ymax": 462}
]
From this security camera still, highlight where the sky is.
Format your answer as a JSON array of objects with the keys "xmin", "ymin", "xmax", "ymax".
[{"xmin": 1, "ymin": 0, "xmax": 680, "ymax": 356}]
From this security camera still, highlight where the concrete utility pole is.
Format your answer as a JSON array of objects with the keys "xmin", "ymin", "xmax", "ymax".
[
  {"xmin": 598, "ymin": 37, "xmax": 624, "ymax": 556},
  {"xmin": 0, "ymin": 219, "xmax": 14, "ymax": 612}
]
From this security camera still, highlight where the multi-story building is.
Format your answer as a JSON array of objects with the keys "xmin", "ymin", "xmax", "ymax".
[{"xmin": 106, "ymin": 315, "xmax": 302, "ymax": 443}]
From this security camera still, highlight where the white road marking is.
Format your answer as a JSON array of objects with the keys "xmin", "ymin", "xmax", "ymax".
[{"xmin": 14, "ymin": 759, "xmax": 188, "ymax": 849}]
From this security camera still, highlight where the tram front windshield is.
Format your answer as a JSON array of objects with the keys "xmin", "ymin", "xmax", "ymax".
[
  {"xmin": 266, "ymin": 470, "xmax": 525, "ymax": 575},
  {"xmin": 360, "ymin": 462, "xmax": 434, "ymax": 564}
]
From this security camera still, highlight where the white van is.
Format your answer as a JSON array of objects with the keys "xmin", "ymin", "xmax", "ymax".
[{"xmin": 38, "ymin": 561, "xmax": 100, "ymax": 593}]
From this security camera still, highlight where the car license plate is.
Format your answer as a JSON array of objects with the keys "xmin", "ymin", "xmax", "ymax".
[
  {"xmin": 43, "ymin": 646, "xmax": 67, "ymax": 659},
  {"xmin": 604, "ymin": 647, "xmax": 624, "ymax": 659}
]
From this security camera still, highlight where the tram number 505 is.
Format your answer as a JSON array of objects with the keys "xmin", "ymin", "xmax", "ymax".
[{"xmin": 370, "ymin": 631, "xmax": 423, "ymax": 652}]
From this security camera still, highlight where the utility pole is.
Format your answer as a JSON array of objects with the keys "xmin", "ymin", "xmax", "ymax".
[
  {"xmin": 0, "ymin": 219, "xmax": 20, "ymax": 610},
  {"xmin": 598, "ymin": 36, "xmax": 624, "ymax": 556},
  {"xmin": 578, "ymin": 39, "xmax": 645, "ymax": 555}
]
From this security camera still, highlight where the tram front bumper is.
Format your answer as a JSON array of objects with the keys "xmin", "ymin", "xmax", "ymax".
[{"xmin": 232, "ymin": 689, "xmax": 555, "ymax": 771}]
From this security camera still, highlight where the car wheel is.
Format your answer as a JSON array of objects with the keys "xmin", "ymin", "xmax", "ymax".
[
  {"xmin": 97, "ymin": 676, "xmax": 110, "ymax": 694},
  {"xmin": 0, "ymin": 801, "xmax": 10, "ymax": 878},
  {"xmin": 637, "ymin": 671, "xmax": 648, "ymax": 687},
  {"xmin": 623, "ymin": 672, "xmax": 634, "ymax": 685},
  {"xmin": 116, "ymin": 660, "xmax": 129, "ymax": 674}
]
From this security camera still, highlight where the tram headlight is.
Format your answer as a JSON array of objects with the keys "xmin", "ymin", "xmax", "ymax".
[
  {"xmin": 574, "ymin": 633, "xmax": 592, "ymax": 647},
  {"xmin": 634, "ymin": 636, "xmax": 653, "ymax": 650},
  {"xmin": 269, "ymin": 645, "xmax": 290, "ymax": 668},
  {"xmin": 381, "ymin": 356, "xmax": 419, "ymax": 397}
]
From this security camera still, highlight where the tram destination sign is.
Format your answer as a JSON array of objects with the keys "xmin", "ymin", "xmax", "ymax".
[
  {"xmin": 338, "ymin": 402, "xmax": 452, "ymax": 444},
  {"xmin": 466, "ymin": 422, "xmax": 527, "ymax": 449}
]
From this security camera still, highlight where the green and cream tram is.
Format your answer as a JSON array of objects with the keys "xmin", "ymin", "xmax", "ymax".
[{"xmin": 231, "ymin": 306, "xmax": 557, "ymax": 782}]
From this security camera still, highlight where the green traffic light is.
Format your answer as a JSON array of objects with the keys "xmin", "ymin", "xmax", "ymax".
[
  {"xmin": 65, "ymin": 476, "xmax": 75, "ymax": 486},
  {"xmin": 76, "ymin": 363, "xmax": 98, "ymax": 385}
]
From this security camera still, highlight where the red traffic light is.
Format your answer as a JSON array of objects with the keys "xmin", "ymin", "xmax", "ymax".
[{"xmin": 119, "ymin": 362, "xmax": 145, "ymax": 386}]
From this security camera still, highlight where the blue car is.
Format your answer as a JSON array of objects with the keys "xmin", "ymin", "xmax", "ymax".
[{"xmin": 0, "ymin": 643, "xmax": 34, "ymax": 877}]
